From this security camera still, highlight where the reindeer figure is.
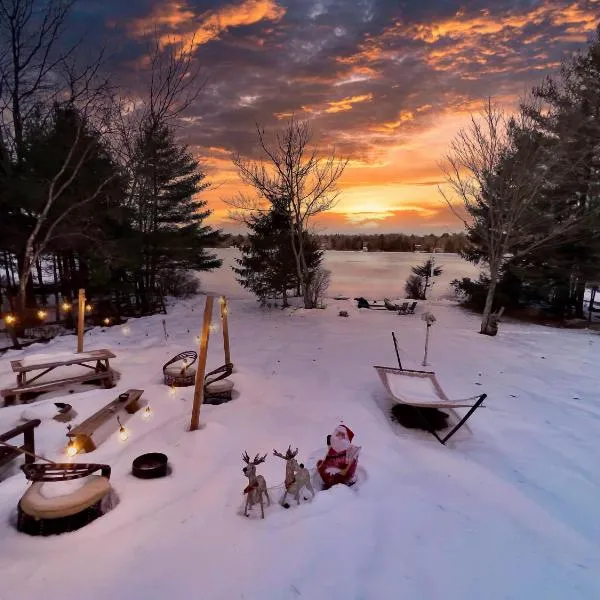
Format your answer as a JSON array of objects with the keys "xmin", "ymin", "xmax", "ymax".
[
  {"xmin": 242, "ymin": 452, "xmax": 270, "ymax": 518},
  {"xmin": 273, "ymin": 446, "xmax": 315, "ymax": 508}
]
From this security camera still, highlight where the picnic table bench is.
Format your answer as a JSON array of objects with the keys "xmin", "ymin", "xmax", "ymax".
[
  {"xmin": 1, "ymin": 350, "xmax": 116, "ymax": 405},
  {"xmin": 0, "ymin": 419, "xmax": 41, "ymax": 469},
  {"xmin": 66, "ymin": 389, "xmax": 143, "ymax": 453}
]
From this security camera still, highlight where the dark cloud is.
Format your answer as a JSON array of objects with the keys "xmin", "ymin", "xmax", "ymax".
[{"xmin": 68, "ymin": 0, "xmax": 599, "ymax": 230}]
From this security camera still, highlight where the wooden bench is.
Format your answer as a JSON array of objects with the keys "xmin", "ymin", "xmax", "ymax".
[
  {"xmin": 66, "ymin": 389, "xmax": 143, "ymax": 453},
  {"xmin": 0, "ymin": 419, "xmax": 41, "ymax": 469},
  {"xmin": 1, "ymin": 350, "xmax": 116, "ymax": 405}
]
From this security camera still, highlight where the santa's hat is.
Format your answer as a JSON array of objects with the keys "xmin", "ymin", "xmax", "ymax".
[{"xmin": 334, "ymin": 424, "xmax": 354, "ymax": 442}]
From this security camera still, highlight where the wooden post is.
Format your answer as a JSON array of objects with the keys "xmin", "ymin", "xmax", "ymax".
[
  {"xmin": 422, "ymin": 324, "xmax": 431, "ymax": 367},
  {"xmin": 189, "ymin": 295, "xmax": 214, "ymax": 432},
  {"xmin": 220, "ymin": 296, "xmax": 231, "ymax": 365},
  {"xmin": 77, "ymin": 288, "xmax": 85, "ymax": 353}
]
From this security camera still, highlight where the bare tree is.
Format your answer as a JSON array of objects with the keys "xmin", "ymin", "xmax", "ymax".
[
  {"xmin": 440, "ymin": 99, "xmax": 594, "ymax": 334},
  {"xmin": 230, "ymin": 117, "xmax": 347, "ymax": 308},
  {"xmin": 0, "ymin": 0, "xmax": 118, "ymax": 313},
  {"xmin": 0, "ymin": 0, "xmax": 77, "ymax": 161}
]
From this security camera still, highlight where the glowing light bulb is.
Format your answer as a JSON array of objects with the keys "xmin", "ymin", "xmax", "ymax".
[
  {"xmin": 62, "ymin": 302, "xmax": 72, "ymax": 311},
  {"xmin": 117, "ymin": 416, "xmax": 129, "ymax": 441},
  {"xmin": 209, "ymin": 322, "xmax": 220, "ymax": 333},
  {"xmin": 3, "ymin": 314, "xmax": 16, "ymax": 325},
  {"xmin": 142, "ymin": 405, "xmax": 153, "ymax": 420},
  {"xmin": 66, "ymin": 440, "xmax": 78, "ymax": 457},
  {"xmin": 103, "ymin": 317, "xmax": 111, "ymax": 326},
  {"xmin": 85, "ymin": 304, "xmax": 92, "ymax": 313},
  {"xmin": 37, "ymin": 309, "xmax": 48, "ymax": 320},
  {"xmin": 169, "ymin": 385, "xmax": 177, "ymax": 396}
]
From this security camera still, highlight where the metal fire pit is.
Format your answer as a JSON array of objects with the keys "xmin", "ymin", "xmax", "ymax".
[
  {"xmin": 162, "ymin": 351, "xmax": 197, "ymax": 387},
  {"xmin": 132, "ymin": 453, "xmax": 168, "ymax": 479}
]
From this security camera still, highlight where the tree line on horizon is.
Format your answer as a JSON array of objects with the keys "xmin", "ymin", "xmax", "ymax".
[{"xmin": 223, "ymin": 232, "xmax": 467, "ymax": 253}]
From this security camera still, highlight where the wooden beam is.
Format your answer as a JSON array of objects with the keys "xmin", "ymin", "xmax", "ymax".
[
  {"xmin": 189, "ymin": 295, "xmax": 213, "ymax": 431},
  {"xmin": 77, "ymin": 288, "xmax": 85, "ymax": 353},
  {"xmin": 220, "ymin": 296, "xmax": 231, "ymax": 365}
]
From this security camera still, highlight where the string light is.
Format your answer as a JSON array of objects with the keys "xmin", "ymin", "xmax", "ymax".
[
  {"xmin": 3, "ymin": 314, "xmax": 16, "ymax": 326},
  {"xmin": 142, "ymin": 405, "xmax": 153, "ymax": 420},
  {"xmin": 85, "ymin": 304, "xmax": 92, "ymax": 313},
  {"xmin": 37, "ymin": 309, "xmax": 48, "ymax": 320},
  {"xmin": 66, "ymin": 439, "xmax": 78, "ymax": 457},
  {"xmin": 209, "ymin": 322, "xmax": 220, "ymax": 333},
  {"xmin": 180, "ymin": 358, "xmax": 188, "ymax": 375},
  {"xmin": 62, "ymin": 302, "xmax": 72, "ymax": 311},
  {"xmin": 168, "ymin": 385, "xmax": 177, "ymax": 396},
  {"xmin": 117, "ymin": 416, "xmax": 129, "ymax": 441},
  {"xmin": 103, "ymin": 317, "xmax": 111, "ymax": 326}
]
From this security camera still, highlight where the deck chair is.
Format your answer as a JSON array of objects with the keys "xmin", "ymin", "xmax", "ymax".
[
  {"xmin": 397, "ymin": 302, "xmax": 409, "ymax": 314},
  {"xmin": 374, "ymin": 365, "xmax": 487, "ymax": 445},
  {"xmin": 384, "ymin": 298, "xmax": 402, "ymax": 311},
  {"xmin": 406, "ymin": 301, "xmax": 418, "ymax": 314}
]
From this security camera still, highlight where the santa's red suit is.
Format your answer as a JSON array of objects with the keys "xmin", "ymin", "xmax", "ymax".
[{"xmin": 317, "ymin": 424, "xmax": 359, "ymax": 489}]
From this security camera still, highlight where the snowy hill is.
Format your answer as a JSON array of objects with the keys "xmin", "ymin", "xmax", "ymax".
[{"xmin": 0, "ymin": 283, "xmax": 599, "ymax": 599}]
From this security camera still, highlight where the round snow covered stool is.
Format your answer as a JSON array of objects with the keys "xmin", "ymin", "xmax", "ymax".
[
  {"xmin": 17, "ymin": 474, "xmax": 112, "ymax": 536},
  {"xmin": 163, "ymin": 351, "xmax": 197, "ymax": 387},
  {"xmin": 204, "ymin": 379, "xmax": 234, "ymax": 405}
]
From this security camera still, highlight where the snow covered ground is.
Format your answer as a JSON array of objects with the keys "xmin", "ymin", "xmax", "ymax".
[{"xmin": 0, "ymin": 261, "xmax": 599, "ymax": 600}]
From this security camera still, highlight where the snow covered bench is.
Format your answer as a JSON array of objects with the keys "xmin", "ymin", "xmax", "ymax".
[
  {"xmin": 66, "ymin": 389, "xmax": 143, "ymax": 453},
  {"xmin": 17, "ymin": 462, "xmax": 113, "ymax": 536},
  {"xmin": 1, "ymin": 350, "xmax": 116, "ymax": 405},
  {"xmin": 0, "ymin": 419, "xmax": 41, "ymax": 469}
]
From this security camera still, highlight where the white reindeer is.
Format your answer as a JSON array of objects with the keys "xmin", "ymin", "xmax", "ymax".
[
  {"xmin": 273, "ymin": 446, "xmax": 315, "ymax": 508},
  {"xmin": 242, "ymin": 452, "xmax": 270, "ymax": 518}
]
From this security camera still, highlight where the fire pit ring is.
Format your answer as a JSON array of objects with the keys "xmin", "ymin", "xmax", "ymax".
[
  {"xmin": 132, "ymin": 453, "xmax": 169, "ymax": 479},
  {"xmin": 163, "ymin": 351, "xmax": 197, "ymax": 387}
]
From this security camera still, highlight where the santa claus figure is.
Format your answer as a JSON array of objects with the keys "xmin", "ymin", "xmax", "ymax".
[{"xmin": 317, "ymin": 424, "xmax": 360, "ymax": 489}]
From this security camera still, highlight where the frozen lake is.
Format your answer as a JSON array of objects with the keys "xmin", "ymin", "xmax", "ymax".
[{"xmin": 202, "ymin": 248, "xmax": 482, "ymax": 301}]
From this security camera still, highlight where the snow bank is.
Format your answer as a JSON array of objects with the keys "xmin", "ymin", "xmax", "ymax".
[{"xmin": 0, "ymin": 262, "xmax": 599, "ymax": 600}]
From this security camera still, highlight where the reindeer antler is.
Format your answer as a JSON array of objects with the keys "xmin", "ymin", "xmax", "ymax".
[
  {"xmin": 253, "ymin": 453, "xmax": 267, "ymax": 465},
  {"xmin": 242, "ymin": 451, "xmax": 251, "ymax": 464},
  {"xmin": 273, "ymin": 446, "xmax": 298, "ymax": 460}
]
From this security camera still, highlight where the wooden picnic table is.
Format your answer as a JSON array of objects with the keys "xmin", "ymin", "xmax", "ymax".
[{"xmin": 1, "ymin": 349, "xmax": 116, "ymax": 405}]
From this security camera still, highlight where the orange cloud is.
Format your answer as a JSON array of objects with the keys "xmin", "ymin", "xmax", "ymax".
[
  {"xmin": 131, "ymin": 0, "xmax": 286, "ymax": 50},
  {"xmin": 325, "ymin": 93, "xmax": 374, "ymax": 113},
  {"xmin": 336, "ymin": 1, "xmax": 598, "ymax": 82},
  {"xmin": 370, "ymin": 110, "xmax": 414, "ymax": 132}
]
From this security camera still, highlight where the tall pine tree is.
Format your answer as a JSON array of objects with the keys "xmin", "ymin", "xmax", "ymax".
[{"xmin": 133, "ymin": 121, "xmax": 222, "ymax": 305}]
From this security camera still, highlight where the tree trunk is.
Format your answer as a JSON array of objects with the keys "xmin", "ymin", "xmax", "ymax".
[
  {"xmin": 480, "ymin": 270, "xmax": 499, "ymax": 335},
  {"xmin": 288, "ymin": 218, "xmax": 306, "ymax": 307}
]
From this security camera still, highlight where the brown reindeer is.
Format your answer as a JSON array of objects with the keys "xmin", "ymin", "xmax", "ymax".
[
  {"xmin": 242, "ymin": 452, "xmax": 270, "ymax": 518},
  {"xmin": 273, "ymin": 446, "xmax": 315, "ymax": 508}
]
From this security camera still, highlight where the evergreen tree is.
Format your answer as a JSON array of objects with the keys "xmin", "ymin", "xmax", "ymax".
[
  {"xmin": 410, "ymin": 258, "xmax": 443, "ymax": 299},
  {"xmin": 233, "ymin": 204, "xmax": 322, "ymax": 306},
  {"xmin": 132, "ymin": 121, "xmax": 222, "ymax": 304}
]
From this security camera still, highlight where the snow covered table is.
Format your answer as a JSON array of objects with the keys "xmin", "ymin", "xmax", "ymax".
[{"xmin": 1, "ymin": 349, "xmax": 116, "ymax": 405}]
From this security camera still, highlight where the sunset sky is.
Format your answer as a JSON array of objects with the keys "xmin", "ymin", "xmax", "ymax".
[{"xmin": 84, "ymin": 0, "xmax": 598, "ymax": 233}]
